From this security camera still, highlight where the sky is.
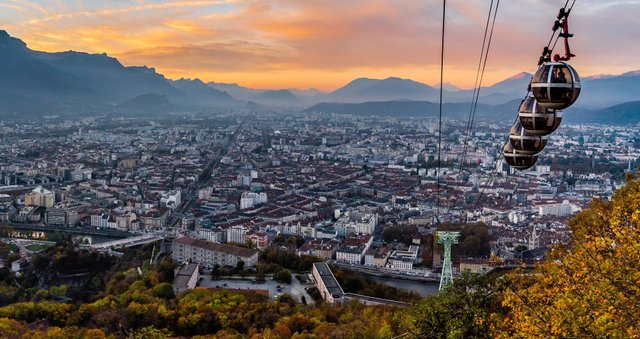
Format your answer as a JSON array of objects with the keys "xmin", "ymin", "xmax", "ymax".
[{"xmin": 2, "ymin": 0, "xmax": 639, "ymax": 90}]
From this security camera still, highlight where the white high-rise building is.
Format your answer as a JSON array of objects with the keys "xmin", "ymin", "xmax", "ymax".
[
  {"xmin": 239, "ymin": 192, "xmax": 267, "ymax": 210},
  {"xmin": 536, "ymin": 200, "xmax": 581, "ymax": 217},
  {"xmin": 226, "ymin": 225, "xmax": 249, "ymax": 244},
  {"xmin": 334, "ymin": 210, "xmax": 377, "ymax": 236}
]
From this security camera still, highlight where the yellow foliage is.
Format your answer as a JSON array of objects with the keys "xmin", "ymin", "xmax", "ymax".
[
  {"xmin": 494, "ymin": 174, "xmax": 640, "ymax": 337},
  {"xmin": 83, "ymin": 328, "xmax": 108, "ymax": 339},
  {"xmin": 0, "ymin": 317, "xmax": 27, "ymax": 337}
]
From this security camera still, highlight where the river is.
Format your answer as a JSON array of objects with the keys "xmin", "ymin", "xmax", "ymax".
[{"xmin": 370, "ymin": 276, "xmax": 440, "ymax": 297}]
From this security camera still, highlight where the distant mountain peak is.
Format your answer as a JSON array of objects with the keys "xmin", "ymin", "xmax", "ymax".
[
  {"xmin": 176, "ymin": 77, "xmax": 206, "ymax": 85},
  {"xmin": 435, "ymin": 82, "xmax": 462, "ymax": 91},
  {"xmin": 53, "ymin": 50, "xmax": 123, "ymax": 68},
  {"xmin": 349, "ymin": 76, "xmax": 415, "ymax": 83},
  {"xmin": 128, "ymin": 65, "xmax": 157, "ymax": 74},
  {"xmin": 506, "ymin": 72, "xmax": 532, "ymax": 81},
  {"xmin": 170, "ymin": 77, "xmax": 238, "ymax": 107},
  {"xmin": 323, "ymin": 76, "xmax": 438, "ymax": 103},
  {"xmin": 207, "ymin": 81, "xmax": 246, "ymax": 89},
  {"xmin": 254, "ymin": 89, "xmax": 299, "ymax": 105},
  {"xmin": 584, "ymin": 73, "xmax": 614, "ymax": 80},
  {"xmin": 622, "ymin": 70, "xmax": 640, "ymax": 77},
  {"xmin": 0, "ymin": 30, "xmax": 27, "ymax": 50},
  {"xmin": 349, "ymin": 77, "xmax": 375, "ymax": 83},
  {"xmin": 193, "ymin": 78, "xmax": 207, "ymax": 85}
]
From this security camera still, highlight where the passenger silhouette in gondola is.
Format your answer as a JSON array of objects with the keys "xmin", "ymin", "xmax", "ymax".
[
  {"xmin": 552, "ymin": 68, "xmax": 567, "ymax": 83},
  {"xmin": 549, "ymin": 68, "xmax": 568, "ymax": 102}
]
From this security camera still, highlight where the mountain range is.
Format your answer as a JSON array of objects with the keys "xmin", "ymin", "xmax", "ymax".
[{"xmin": 2, "ymin": 30, "xmax": 640, "ymax": 123}]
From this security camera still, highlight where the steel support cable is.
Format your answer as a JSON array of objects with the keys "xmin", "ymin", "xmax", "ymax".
[
  {"xmin": 545, "ymin": 0, "xmax": 571, "ymax": 48},
  {"xmin": 473, "ymin": 114, "xmax": 519, "ymax": 212},
  {"xmin": 473, "ymin": 166, "xmax": 497, "ymax": 212},
  {"xmin": 461, "ymin": 0, "xmax": 501, "ymax": 171},
  {"xmin": 549, "ymin": 0, "xmax": 576, "ymax": 53},
  {"xmin": 543, "ymin": 0, "xmax": 577, "ymax": 63},
  {"xmin": 436, "ymin": 0, "xmax": 446, "ymax": 221},
  {"xmin": 459, "ymin": 0, "xmax": 495, "ymax": 172}
]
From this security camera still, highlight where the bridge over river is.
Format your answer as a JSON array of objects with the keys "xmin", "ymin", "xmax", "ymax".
[
  {"xmin": 88, "ymin": 232, "xmax": 170, "ymax": 250},
  {"xmin": 2, "ymin": 222, "xmax": 131, "ymax": 238}
]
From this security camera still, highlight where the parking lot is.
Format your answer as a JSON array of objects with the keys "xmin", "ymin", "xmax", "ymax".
[{"xmin": 197, "ymin": 275, "xmax": 314, "ymax": 304}]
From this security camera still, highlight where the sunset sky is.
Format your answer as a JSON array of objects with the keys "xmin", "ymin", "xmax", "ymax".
[{"xmin": 2, "ymin": 0, "xmax": 639, "ymax": 90}]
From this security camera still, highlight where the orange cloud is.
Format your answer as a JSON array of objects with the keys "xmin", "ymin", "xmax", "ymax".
[
  {"xmin": 0, "ymin": 3, "xmax": 24, "ymax": 12},
  {"xmin": 23, "ymin": 0, "xmax": 238, "ymax": 25}
]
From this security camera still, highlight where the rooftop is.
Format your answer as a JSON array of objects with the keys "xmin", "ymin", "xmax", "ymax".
[
  {"xmin": 174, "ymin": 237, "xmax": 259, "ymax": 258},
  {"xmin": 313, "ymin": 262, "xmax": 344, "ymax": 297}
]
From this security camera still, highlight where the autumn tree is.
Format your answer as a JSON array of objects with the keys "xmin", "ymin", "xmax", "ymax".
[
  {"xmin": 274, "ymin": 268, "xmax": 292, "ymax": 284},
  {"xmin": 398, "ymin": 273, "xmax": 503, "ymax": 338},
  {"xmin": 382, "ymin": 225, "xmax": 419, "ymax": 245},
  {"xmin": 129, "ymin": 326, "xmax": 173, "ymax": 339},
  {"xmin": 153, "ymin": 282, "xmax": 175, "ymax": 300},
  {"xmin": 437, "ymin": 222, "xmax": 492, "ymax": 257},
  {"xmin": 494, "ymin": 174, "xmax": 640, "ymax": 337}
]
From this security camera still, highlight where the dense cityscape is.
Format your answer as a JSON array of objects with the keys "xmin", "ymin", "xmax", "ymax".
[{"xmin": 2, "ymin": 112, "xmax": 636, "ymax": 281}]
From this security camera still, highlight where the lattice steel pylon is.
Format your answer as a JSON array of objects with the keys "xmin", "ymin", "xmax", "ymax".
[{"xmin": 437, "ymin": 231, "xmax": 460, "ymax": 291}]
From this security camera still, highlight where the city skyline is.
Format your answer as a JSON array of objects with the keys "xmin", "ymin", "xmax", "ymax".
[{"xmin": 2, "ymin": 0, "xmax": 638, "ymax": 90}]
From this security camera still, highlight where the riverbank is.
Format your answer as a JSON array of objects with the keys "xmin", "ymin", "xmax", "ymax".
[
  {"xmin": 369, "ymin": 276, "xmax": 439, "ymax": 297},
  {"xmin": 330, "ymin": 261, "xmax": 440, "ymax": 282}
]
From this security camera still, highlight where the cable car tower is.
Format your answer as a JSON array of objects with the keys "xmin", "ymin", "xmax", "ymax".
[{"xmin": 437, "ymin": 231, "xmax": 460, "ymax": 291}]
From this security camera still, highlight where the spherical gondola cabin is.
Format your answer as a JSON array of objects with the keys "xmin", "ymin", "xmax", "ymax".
[
  {"xmin": 518, "ymin": 95, "xmax": 562, "ymax": 136},
  {"xmin": 530, "ymin": 61, "xmax": 581, "ymax": 110},
  {"xmin": 503, "ymin": 143, "xmax": 538, "ymax": 170},
  {"xmin": 509, "ymin": 120, "xmax": 548, "ymax": 155}
]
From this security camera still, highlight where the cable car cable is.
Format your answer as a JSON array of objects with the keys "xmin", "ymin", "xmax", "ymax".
[
  {"xmin": 456, "ymin": 0, "xmax": 500, "ymax": 220},
  {"xmin": 473, "ymin": 115, "xmax": 519, "ymax": 212},
  {"xmin": 550, "ymin": 1, "xmax": 576, "ymax": 54},
  {"xmin": 545, "ymin": 0, "xmax": 570, "ymax": 48},
  {"xmin": 436, "ymin": 0, "xmax": 446, "ymax": 221},
  {"xmin": 455, "ymin": 0, "xmax": 500, "ymax": 221},
  {"xmin": 462, "ymin": 0, "xmax": 501, "ymax": 169},
  {"xmin": 540, "ymin": 0, "xmax": 576, "ymax": 65},
  {"xmin": 459, "ymin": 0, "xmax": 495, "ymax": 172}
]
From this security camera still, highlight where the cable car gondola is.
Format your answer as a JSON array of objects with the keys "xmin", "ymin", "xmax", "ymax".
[
  {"xmin": 518, "ymin": 95, "xmax": 562, "ymax": 135},
  {"xmin": 509, "ymin": 120, "xmax": 548, "ymax": 154},
  {"xmin": 504, "ymin": 3, "xmax": 579, "ymax": 170},
  {"xmin": 530, "ymin": 61, "xmax": 581, "ymax": 110},
  {"xmin": 503, "ymin": 143, "xmax": 538, "ymax": 170}
]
